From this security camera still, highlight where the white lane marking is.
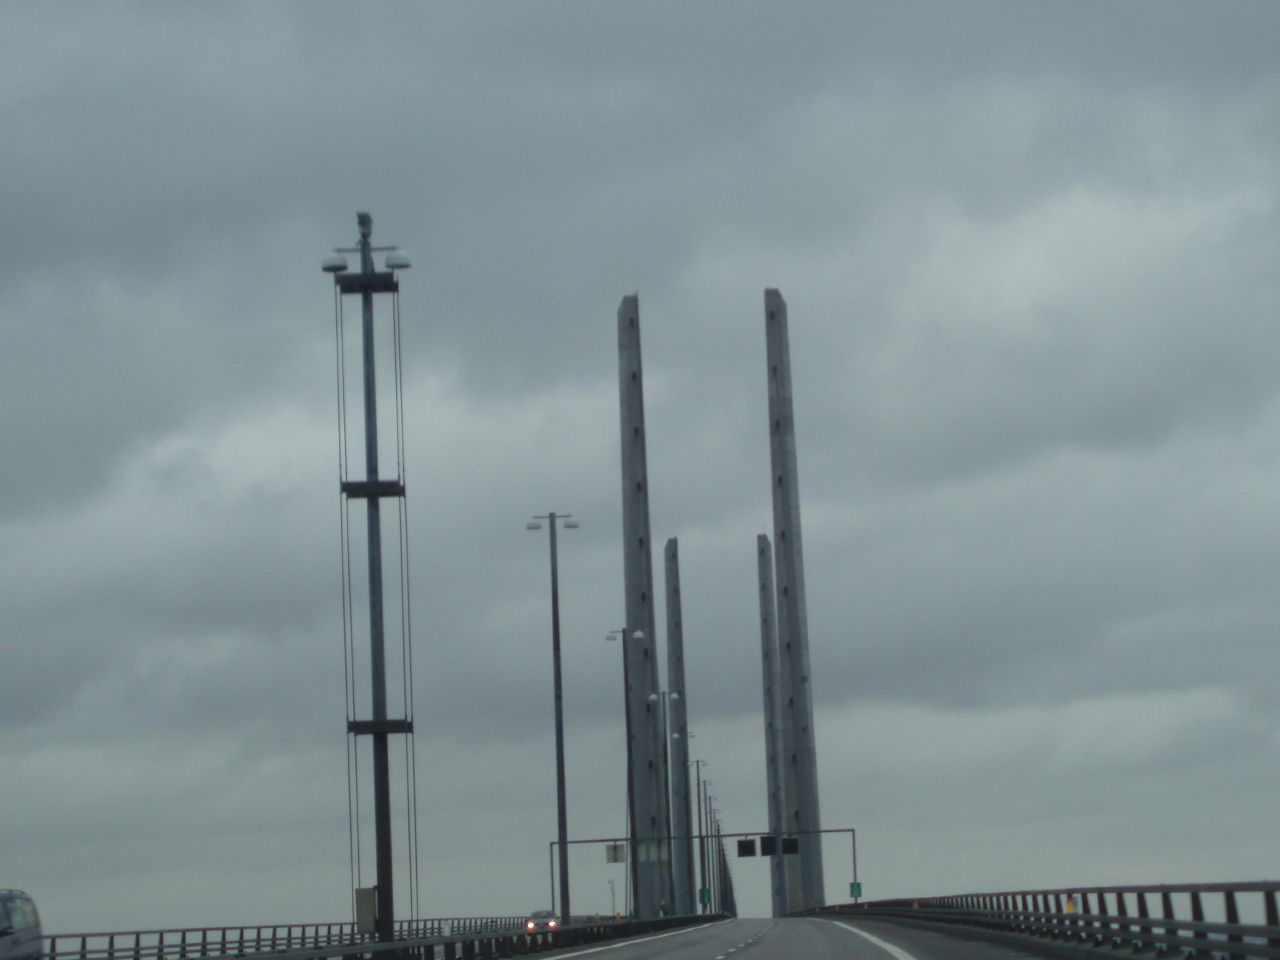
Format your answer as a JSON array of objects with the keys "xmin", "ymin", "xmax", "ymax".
[
  {"xmin": 552, "ymin": 920, "xmax": 729, "ymax": 958},
  {"xmin": 833, "ymin": 921, "xmax": 922, "ymax": 960}
]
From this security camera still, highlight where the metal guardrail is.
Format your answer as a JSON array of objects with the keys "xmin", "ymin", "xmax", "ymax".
[
  {"xmin": 813, "ymin": 881, "xmax": 1280, "ymax": 959},
  {"xmin": 44, "ymin": 914, "xmax": 717, "ymax": 960},
  {"xmin": 44, "ymin": 918, "xmax": 525, "ymax": 960}
]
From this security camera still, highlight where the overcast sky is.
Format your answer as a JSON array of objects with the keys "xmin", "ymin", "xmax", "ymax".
[{"xmin": 3, "ymin": 0, "xmax": 1279, "ymax": 933}]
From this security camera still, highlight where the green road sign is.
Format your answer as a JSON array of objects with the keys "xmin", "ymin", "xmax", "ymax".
[
  {"xmin": 700, "ymin": 888, "xmax": 711, "ymax": 905},
  {"xmin": 850, "ymin": 882, "xmax": 863, "ymax": 898}
]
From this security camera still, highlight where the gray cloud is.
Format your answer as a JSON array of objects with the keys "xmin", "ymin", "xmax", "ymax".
[{"xmin": 1, "ymin": 0, "xmax": 1277, "ymax": 931}]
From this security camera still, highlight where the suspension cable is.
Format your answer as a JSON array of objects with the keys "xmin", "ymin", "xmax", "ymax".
[
  {"xmin": 393, "ymin": 287, "xmax": 423, "ymax": 921},
  {"xmin": 337, "ymin": 291, "xmax": 366, "ymax": 903}
]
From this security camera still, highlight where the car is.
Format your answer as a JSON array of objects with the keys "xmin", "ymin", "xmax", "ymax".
[
  {"xmin": 0, "ymin": 891, "xmax": 42, "ymax": 960},
  {"xmin": 524, "ymin": 910, "xmax": 559, "ymax": 934}
]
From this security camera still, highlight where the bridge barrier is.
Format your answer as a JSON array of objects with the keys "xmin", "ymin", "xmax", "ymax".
[
  {"xmin": 807, "ymin": 881, "xmax": 1280, "ymax": 959},
  {"xmin": 44, "ymin": 914, "xmax": 720, "ymax": 960},
  {"xmin": 44, "ymin": 919, "xmax": 522, "ymax": 960}
]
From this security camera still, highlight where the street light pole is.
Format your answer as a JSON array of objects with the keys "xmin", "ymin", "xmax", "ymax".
[
  {"xmin": 694, "ymin": 760, "xmax": 708, "ymax": 913},
  {"xmin": 702, "ymin": 782, "xmax": 714, "ymax": 914},
  {"xmin": 529, "ymin": 512, "xmax": 578, "ymax": 923},
  {"xmin": 707, "ymin": 796, "xmax": 719, "ymax": 914},
  {"xmin": 607, "ymin": 628, "xmax": 642, "ymax": 917}
]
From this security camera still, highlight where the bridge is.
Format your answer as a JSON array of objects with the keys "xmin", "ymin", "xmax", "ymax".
[
  {"xmin": 40, "ymin": 885, "xmax": 1280, "ymax": 960},
  {"xmin": 40, "ymin": 882, "xmax": 1280, "ymax": 959}
]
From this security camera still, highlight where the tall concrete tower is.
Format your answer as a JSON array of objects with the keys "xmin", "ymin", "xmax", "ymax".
[
  {"xmin": 764, "ymin": 288, "xmax": 825, "ymax": 909},
  {"xmin": 664, "ymin": 538, "xmax": 695, "ymax": 916},
  {"xmin": 617, "ymin": 294, "xmax": 673, "ymax": 917}
]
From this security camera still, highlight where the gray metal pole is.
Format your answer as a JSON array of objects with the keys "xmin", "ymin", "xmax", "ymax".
[
  {"xmin": 710, "ymin": 806, "xmax": 720, "ymax": 914},
  {"xmin": 768, "ymin": 537, "xmax": 802, "ymax": 910},
  {"xmin": 358, "ymin": 215, "xmax": 395, "ymax": 943},
  {"xmin": 764, "ymin": 288, "xmax": 825, "ymax": 909},
  {"xmin": 705, "ymin": 795, "xmax": 716, "ymax": 913},
  {"xmin": 546, "ymin": 513, "xmax": 571, "ymax": 923},
  {"xmin": 756, "ymin": 534, "xmax": 787, "ymax": 917},
  {"xmin": 694, "ymin": 760, "xmax": 707, "ymax": 913},
  {"xmin": 609, "ymin": 627, "xmax": 640, "ymax": 917},
  {"xmin": 548, "ymin": 842, "xmax": 556, "ymax": 914},
  {"xmin": 621, "ymin": 633, "xmax": 638, "ymax": 916},
  {"xmin": 663, "ymin": 539, "xmax": 694, "ymax": 915},
  {"xmin": 662, "ymin": 692, "xmax": 676, "ymax": 914},
  {"xmin": 852, "ymin": 829, "xmax": 859, "ymax": 901}
]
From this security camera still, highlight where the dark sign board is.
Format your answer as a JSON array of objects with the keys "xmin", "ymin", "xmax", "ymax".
[
  {"xmin": 736, "ymin": 838, "xmax": 757, "ymax": 857},
  {"xmin": 759, "ymin": 835, "xmax": 778, "ymax": 856},
  {"xmin": 781, "ymin": 836, "xmax": 799, "ymax": 855}
]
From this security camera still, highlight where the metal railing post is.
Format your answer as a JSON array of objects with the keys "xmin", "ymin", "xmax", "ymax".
[
  {"xmin": 1225, "ymin": 890, "xmax": 1242, "ymax": 948},
  {"xmin": 1267, "ymin": 889, "xmax": 1280, "ymax": 950},
  {"xmin": 1190, "ymin": 890, "xmax": 1208, "ymax": 956},
  {"xmin": 1133, "ymin": 892, "xmax": 1149, "ymax": 951}
]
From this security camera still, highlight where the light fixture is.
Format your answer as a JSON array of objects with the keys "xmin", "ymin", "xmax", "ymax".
[
  {"xmin": 563, "ymin": 519, "xmax": 580, "ymax": 529},
  {"xmin": 526, "ymin": 521, "xmax": 542, "ymax": 530},
  {"xmin": 322, "ymin": 255, "xmax": 349, "ymax": 273},
  {"xmin": 385, "ymin": 250, "xmax": 411, "ymax": 270}
]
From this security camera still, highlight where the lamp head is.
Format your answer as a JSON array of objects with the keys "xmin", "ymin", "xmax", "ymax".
[{"xmin": 357, "ymin": 212, "xmax": 373, "ymax": 239}]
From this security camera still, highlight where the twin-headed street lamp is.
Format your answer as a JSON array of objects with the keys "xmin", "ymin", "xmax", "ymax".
[{"xmin": 527, "ymin": 513, "xmax": 578, "ymax": 922}]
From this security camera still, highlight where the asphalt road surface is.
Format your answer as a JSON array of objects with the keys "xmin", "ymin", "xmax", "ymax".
[{"xmin": 552, "ymin": 917, "xmax": 1053, "ymax": 959}]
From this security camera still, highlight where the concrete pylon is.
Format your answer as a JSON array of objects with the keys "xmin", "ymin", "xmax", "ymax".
[
  {"xmin": 617, "ymin": 294, "xmax": 673, "ymax": 918},
  {"xmin": 764, "ymin": 288, "xmax": 825, "ymax": 909},
  {"xmin": 665, "ymin": 538, "xmax": 695, "ymax": 916},
  {"xmin": 756, "ymin": 534, "xmax": 794, "ymax": 917}
]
